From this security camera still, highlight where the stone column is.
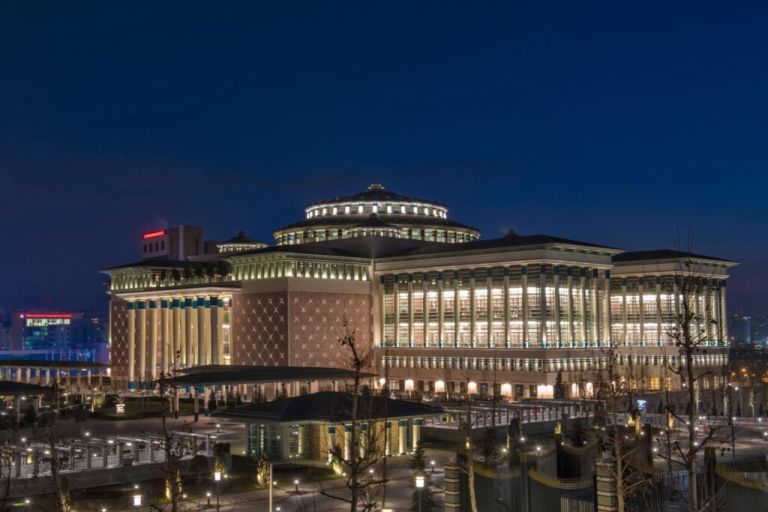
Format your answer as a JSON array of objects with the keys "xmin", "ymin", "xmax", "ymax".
[
  {"xmin": 590, "ymin": 273, "xmax": 599, "ymax": 345},
  {"xmin": 581, "ymin": 274, "xmax": 588, "ymax": 343},
  {"xmin": 393, "ymin": 281, "xmax": 400, "ymax": 346},
  {"xmin": 185, "ymin": 298, "xmax": 196, "ymax": 367},
  {"xmin": 161, "ymin": 299, "xmax": 170, "ymax": 374},
  {"xmin": 437, "ymin": 279, "xmax": 445, "ymax": 346},
  {"xmin": 326, "ymin": 425, "xmax": 335, "ymax": 463},
  {"xmin": 204, "ymin": 298, "xmax": 212, "ymax": 364},
  {"xmin": 422, "ymin": 279, "xmax": 429, "ymax": 347},
  {"xmin": 197, "ymin": 297, "xmax": 207, "ymax": 366},
  {"xmin": 567, "ymin": 273, "xmax": 575, "ymax": 345},
  {"xmin": 539, "ymin": 270, "xmax": 546, "ymax": 347},
  {"xmin": 638, "ymin": 280, "xmax": 645, "ymax": 345},
  {"xmin": 343, "ymin": 424, "xmax": 352, "ymax": 461},
  {"xmin": 656, "ymin": 280, "xmax": 663, "ymax": 345},
  {"xmin": 137, "ymin": 301, "xmax": 147, "ymax": 388},
  {"xmin": 407, "ymin": 279, "xmax": 414, "ymax": 346},
  {"xmin": 412, "ymin": 418, "xmax": 421, "ymax": 450},
  {"xmin": 553, "ymin": 272, "xmax": 561, "ymax": 346},
  {"xmin": 127, "ymin": 301, "xmax": 136, "ymax": 388},
  {"xmin": 210, "ymin": 296, "xmax": 220, "ymax": 364},
  {"xmin": 398, "ymin": 419, "xmax": 407, "ymax": 454},
  {"xmin": 171, "ymin": 298, "xmax": 181, "ymax": 368},
  {"xmin": 503, "ymin": 272, "xmax": 510, "ymax": 347},
  {"xmin": 486, "ymin": 276, "xmax": 493, "ymax": 348},
  {"xmin": 469, "ymin": 274, "xmax": 476, "ymax": 348},
  {"xmin": 621, "ymin": 280, "xmax": 628, "ymax": 344},
  {"xmin": 453, "ymin": 279, "xmax": 460, "ymax": 346},
  {"xmin": 522, "ymin": 269, "xmax": 529, "ymax": 345},
  {"xmin": 385, "ymin": 421, "xmax": 392, "ymax": 456},
  {"xmin": 149, "ymin": 300, "xmax": 158, "ymax": 381}
]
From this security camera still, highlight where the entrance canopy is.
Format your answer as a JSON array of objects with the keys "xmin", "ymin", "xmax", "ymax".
[{"xmin": 159, "ymin": 366, "xmax": 374, "ymax": 386}]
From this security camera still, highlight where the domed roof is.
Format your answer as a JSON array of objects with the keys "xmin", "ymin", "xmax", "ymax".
[{"xmin": 309, "ymin": 184, "xmax": 445, "ymax": 208}]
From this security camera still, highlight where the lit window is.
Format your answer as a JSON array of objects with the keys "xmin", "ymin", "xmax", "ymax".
[{"xmin": 344, "ymin": 205, "xmax": 350, "ymax": 214}]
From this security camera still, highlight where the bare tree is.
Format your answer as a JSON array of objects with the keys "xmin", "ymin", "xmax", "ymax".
[
  {"xmin": 154, "ymin": 374, "xmax": 185, "ymax": 512},
  {"xmin": 45, "ymin": 378, "xmax": 72, "ymax": 512},
  {"xmin": 658, "ymin": 248, "xmax": 729, "ymax": 511},
  {"xmin": 320, "ymin": 318, "xmax": 383, "ymax": 512},
  {"xmin": 595, "ymin": 341, "xmax": 651, "ymax": 512}
]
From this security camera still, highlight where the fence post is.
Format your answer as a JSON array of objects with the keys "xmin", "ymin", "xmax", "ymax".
[
  {"xmin": 595, "ymin": 457, "xmax": 618, "ymax": 512},
  {"xmin": 444, "ymin": 463, "xmax": 461, "ymax": 511},
  {"xmin": 520, "ymin": 452, "xmax": 536, "ymax": 512}
]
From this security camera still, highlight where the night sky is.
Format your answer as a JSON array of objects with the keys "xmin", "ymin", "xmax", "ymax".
[{"xmin": 0, "ymin": 2, "xmax": 765, "ymax": 316}]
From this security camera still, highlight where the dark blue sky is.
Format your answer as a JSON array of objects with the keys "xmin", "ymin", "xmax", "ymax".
[{"xmin": 0, "ymin": 1, "xmax": 765, "ymax": 315}]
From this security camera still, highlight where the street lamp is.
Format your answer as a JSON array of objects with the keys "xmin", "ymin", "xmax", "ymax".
[
  {"xmin": 214, "ymin": 471, "xmax": 222, "ymax": 511},
  {"xmin": 294, "ymin": 479, "xmax": 300, "ymax": 493},
  {"xmin": 132, "ymin": 494, "xmax": 142, "ymax": 508},
  {"xmin": 415, "ymin": 470, "xmax": 426, "ymax": 512},
  {"xmin": 430, "ymin": 460, "xmax": 436, "ymax": 474},
  {"xmin": 206, "ymin": 491, "xmax": 212, "ymax": 507}
]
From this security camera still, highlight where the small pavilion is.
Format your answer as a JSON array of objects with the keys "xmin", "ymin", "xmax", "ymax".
[{"xmin": 214, "ymin": 391, "xmax": 443, "ymax": 467}]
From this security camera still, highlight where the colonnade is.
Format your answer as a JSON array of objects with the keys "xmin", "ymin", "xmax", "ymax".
[
  {"xmin": 0, "ymin": 367, "xmax": 106, "ymax": 388},
  {"xmin": 384, "ymin": 268, "xmax": 611, "ymax": 349},
  {"xmin": 125, "ymin": 295, "xmax": 230, "ymax": 388}
]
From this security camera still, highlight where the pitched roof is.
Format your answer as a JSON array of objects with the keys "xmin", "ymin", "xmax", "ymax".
[
  {"xmin": 613, "ymin": 249, "xmax": 735, "ymax": 264},
  {"xmin": 222, "ymin": 230, "xmax": 264, "ymax": 245},
  {"xmin": 213, "ymin": 391, "xmax": 443, "ymax": 423},
  {"xmin": 379, "ymin": 232, "xmax": 619, "ymax": 258}
]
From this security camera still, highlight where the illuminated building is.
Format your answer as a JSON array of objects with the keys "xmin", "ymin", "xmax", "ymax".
[{"xmin": 104, "ymin": 184, "xmax": 736, "ymax": 397}]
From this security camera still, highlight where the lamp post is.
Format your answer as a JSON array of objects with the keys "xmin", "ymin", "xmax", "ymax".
[
  {"xmin": 415, "ymin": 470, "xmax": 425, "ymax": 512},
  {"xmin": 206, "ymin": 491, "xmax": 212, "ymax": 508},
  {"xmin": 132, "ymin": 493, "xmax": 142, "ymax": 509},
  {"xmin": 214, "ymin": 470, "xmax": 222, "ymax": 512}
]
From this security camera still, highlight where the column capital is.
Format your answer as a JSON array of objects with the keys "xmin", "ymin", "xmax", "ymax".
[{"xmin": 127, "ymin": 301, "xmax": 137, "ymax": 310}]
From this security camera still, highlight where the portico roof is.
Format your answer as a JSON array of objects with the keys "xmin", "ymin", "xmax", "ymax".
[
  {"xmin": 159, "ymin": 366, "xmax": 374, "ymax": 386},
  {"xmin": 213, "ymin": 391, "xmax": 443, "ymax": 423},
  {"xmin": 0, "ymin": 381, "xmax": 49, "ymax": 396}
]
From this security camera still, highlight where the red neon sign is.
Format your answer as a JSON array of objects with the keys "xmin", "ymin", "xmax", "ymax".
[
  {"xmin": 143, "ymin": 230, "xmax": 166, "ymax": 239},
  {"xmin": 21, "ymin": 313, "xmax": 73, "ymax": 319}
]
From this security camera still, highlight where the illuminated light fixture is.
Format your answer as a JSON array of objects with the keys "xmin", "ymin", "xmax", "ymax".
[
  {"xmin": 415, "ymin": 474, "xmax": 425, "ymax": 488},
  {"xmin": 132, "ymin": 494, "xmax": 142, "ymax": 506},
  {"xmin": 214, "ymin": 471, "xmax": 222, "ymax": 481},
  {"xmin": 142, "ymin": 230, "xmax": 166, "ymax": 239},
  {"xmin": 23, "ymin": 313, "xmax": 73, "ymax": 319}
]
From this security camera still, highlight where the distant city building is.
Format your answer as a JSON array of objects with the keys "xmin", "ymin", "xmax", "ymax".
[
  {"xmin": 141, "ymin": 225, "xmax": 205, "ymax": 260},
  {"xmin": 7, "ymin": 311, "xmax": 108, "ymax": 363},
  {"xmin": 105, "ymin": 184, "xmax": 737, "ymax": 397}
]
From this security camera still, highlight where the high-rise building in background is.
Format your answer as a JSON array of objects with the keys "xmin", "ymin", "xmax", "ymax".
[
  {"xmin": 104, "ymin": 184, "xmax": 737, "ymax": 397},
  {"xmin": 2, "ymin": 311, "xmax": 108, "ymax": 363}
]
